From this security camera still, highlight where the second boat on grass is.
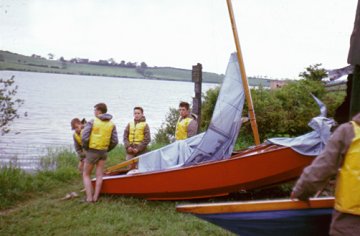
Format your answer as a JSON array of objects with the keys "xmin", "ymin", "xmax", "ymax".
[{"xmin": 176, "ymin": 197, "xmax": 334, "ymax": 236}]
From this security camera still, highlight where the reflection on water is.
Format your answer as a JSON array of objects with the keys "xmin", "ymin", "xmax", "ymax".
[{"xmin": 0, "ymin": 71, "xmax": 217, "ymax": 170}]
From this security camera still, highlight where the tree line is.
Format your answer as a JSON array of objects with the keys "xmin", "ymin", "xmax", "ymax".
[
  {"xmin": 32, "ymin": 53, "xmax": 148, "ymax": 69},
  {"xmin": 154, "ymin": 64, "xmax": 344, "ymax": 144}
]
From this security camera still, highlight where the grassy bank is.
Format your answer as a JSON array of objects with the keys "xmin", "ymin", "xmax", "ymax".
[
  {"xmin": 0, "ymin": 180, "xmax": 232, "ymax": 235},
  {"xmin": 0, "ymin": 145, "xmax": 137, "ymax": 210},
  {"xmin": 0, "ymin": 146, "xmax": 233, "ymax": 235},
  {"xmin": 0, "ymin": 50, "xmax": 224, "ymax": 83},
  {"xmin": 0, "ymin": 143, "xmax": 295, "ymax": 235},
  {"xmin": 0, "ymin": 149, "xmax": 79, "ymax": 210},
  {"xmin": 0, "ymin": 139, "xmax": 254, "ymax": 210}
]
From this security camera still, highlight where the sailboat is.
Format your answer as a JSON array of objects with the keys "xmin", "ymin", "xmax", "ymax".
[{"xmin": 93, "ymin": 0, "xmax": 333, "ymax": 200}]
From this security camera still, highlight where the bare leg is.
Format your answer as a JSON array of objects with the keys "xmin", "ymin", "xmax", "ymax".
[
  {"xmin": 78, "ymin": 160, "xmax": 84, "ymax": 173},
  {"xmin": 93, "ymin": 159, "xmax": 105, "ymax": 202},
  {"xmin": 83, "ymin": 162, "xmax": 94, "ymax": 202}
]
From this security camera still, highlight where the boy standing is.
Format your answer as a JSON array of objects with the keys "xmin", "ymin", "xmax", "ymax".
[
  {"xmin": 82, "ymin": 103, "xmax": 118, "ymax": 202},
  {"xmin": 175, "ymin": 101, "xmax": 198, "ymax": 140},
  {"xmin": 291, "ymin": 113, "xmax": 360, "ymax": 236},
  {"xmin": 123, "ymin": 106, "xmax": 151, "ymax": 169},
  {"xmin": 71, "ymin": 118, "xmax": 86, "ymax": 172}
]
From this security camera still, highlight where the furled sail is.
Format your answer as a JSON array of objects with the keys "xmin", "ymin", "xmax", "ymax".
[
  {"xmin": 137, "ymin": 53, "xmax": 245, "ymax": 172},
  {"xmin": 184, "ymin": 53, "xmax": 245, "ymax": 165}
]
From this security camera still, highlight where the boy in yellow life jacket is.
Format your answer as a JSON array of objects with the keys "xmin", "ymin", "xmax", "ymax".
[
  {"xmin": 81, "ymin": 103, "xmax": 118, "ymax": 203},
  {"xmin": 71, "ymin": 118, "xmax": 86, "ymax": 172},
  {"xmin": 123, "ymin": 106, "xmax": 151, "ymax": 169},
  {"xmin": 175, "ymin": 101, "xmax": 198, "ymax": 140},
  {"xmin": 291, "ymin": 113, "xmax": 360, "ymax": 236}
]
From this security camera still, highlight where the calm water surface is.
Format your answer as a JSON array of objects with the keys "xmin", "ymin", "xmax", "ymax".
[{"xmin": 0, "ymin": 71, "xmax": 217, "ymax": 170}]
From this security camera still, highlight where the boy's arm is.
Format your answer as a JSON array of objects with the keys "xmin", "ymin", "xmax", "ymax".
[
  {"xmin": 108, "ymin": 125, "xmax": 119, "ymax": 152},
  {"xmin": 73, "ymin": 135, "xmax": 85, "ymax": 158},
  {"xmin": 292, "ymin": 124, "xmax": 350, "ymax": 200},
  {"xmin": 123, "ymin": 123, "xmax": 130, "ymax": 149},
  {"xmin": 137, "ymin": 124, "xmax": 151, "ymax": 152},
  {"xmin": 81, "ymin": 120, "xmax": 93, "ymax": 150},
  {"xmin": 187, "ymin": 119, "xmax": 198, "ymax": 138}
]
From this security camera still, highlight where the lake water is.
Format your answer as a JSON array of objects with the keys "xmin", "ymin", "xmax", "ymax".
[{"xmin": 0, "ymin": 71, "xmax": 217, "ymax": 170}]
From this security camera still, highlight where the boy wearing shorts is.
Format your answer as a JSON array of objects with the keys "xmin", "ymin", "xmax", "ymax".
[{"xmin": 82, "ymin": 103, "xmax": 118, "ymax": 202}]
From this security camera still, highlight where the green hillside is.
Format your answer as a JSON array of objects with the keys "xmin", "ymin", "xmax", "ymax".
[{"xmin": 0, "ymin": 50, "xmax": 223, "ymax": 83}]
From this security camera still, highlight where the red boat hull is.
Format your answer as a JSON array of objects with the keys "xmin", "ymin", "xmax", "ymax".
[{"xmin": 98, "ymin": 144, "xmax": 314, "ymax": 200}]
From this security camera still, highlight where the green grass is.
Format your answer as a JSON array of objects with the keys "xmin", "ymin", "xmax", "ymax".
[
  {"xmin": 0, "ymin": 180, "xmax": 233, "ymax": 235},
  {"xmin": 0, "ymin": 144, "xmax": 295, "ymax": 235},
  {"xmin": 0, "ymin": 146, "xmax": 233, "ymax": 235},
  {"xmin": 0, "ymin": 149, "xmax": 80, "ymax": 210},
  {"xmin": 0, "ymin": 145, "xmax": 130, "ymax": 210}
]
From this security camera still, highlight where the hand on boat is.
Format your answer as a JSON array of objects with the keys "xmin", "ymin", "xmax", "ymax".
[
  {"xmin": 290, "ymin": 191, "xmax": 297, "ymax": 201},
  {"xmin": 290, "ymin": 191, "xmax": 310, "ymax": 201}
]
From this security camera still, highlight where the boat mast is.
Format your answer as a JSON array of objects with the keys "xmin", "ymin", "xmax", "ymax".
[{"xmin": 226, "ymin": 0, "xmax": 260, "ymax": 145}]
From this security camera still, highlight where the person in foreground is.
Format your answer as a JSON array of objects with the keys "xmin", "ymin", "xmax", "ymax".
[
  {"xmin": 175, "ymin": 101, "xmax": 198, "ymax": 140},
  {"xmin": 291, "ymin": 112, "xmax": 360, "ymax": 236},
  {"xmin": 123, "ymin": 106, "xmax": 151, "ymax": 169},
  {"xmin": 71, "ymin": 118, "xmax": 86, "ymax": 172},
  {"xmin": 82, "ymin": 103, "xmax": 118, "ymax": 202}
]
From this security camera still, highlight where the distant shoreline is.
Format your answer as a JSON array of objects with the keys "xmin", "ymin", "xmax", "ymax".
[
  {"xmin": 0, "ymin": 50, "xmax": 273, "ymax": 87},
  {"xmin": 0, "ymin": 68, "xmax": 221, "ymax": 84},
  {"xmin": 0, "ymin": 50, "xmax": 224, "ymax": 84}
]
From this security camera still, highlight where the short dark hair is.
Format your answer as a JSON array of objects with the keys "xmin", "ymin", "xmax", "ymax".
[
  {"xmin": 179, "ymin": 101, "xmax": 190, "ymax": 110},
  {"xmin": 71, "ymin": 118, "xmax": 81, "ymax": 130},
  {"xmin": 94, "ymin": 103, "xmax": 107, "ymax": 114},
  {"xmin": 133, "ymin": 106, "xmax": 144, "ymax": 113}
]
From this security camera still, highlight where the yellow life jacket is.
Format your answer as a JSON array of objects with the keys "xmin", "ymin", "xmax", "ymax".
[
  {"xmin": 335, "ymin": 121, "xmax": 360, "ymax": 215},
  {"xmin": 128, "ymin": 121, "xmax": 147, "ymax": 145},
  {"xmin": 74, "ymin": 131, "xmax": 82, "ymax": 146},
  {"xmin": 175, "ymin": 117, "xmax": 193, "ymax": 140},
  {"xmin": 89, "ymin": 117, "xmax": 114, "ymax": 151}
]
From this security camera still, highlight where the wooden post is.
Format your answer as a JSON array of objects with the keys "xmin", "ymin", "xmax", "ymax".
[
  {"xmin": 192, "ymin": 63, "xmax": 202, "ymax": 132},
  {"xmin": 226, "ymin": 0, "xmax": 260, "ymax": 145}
]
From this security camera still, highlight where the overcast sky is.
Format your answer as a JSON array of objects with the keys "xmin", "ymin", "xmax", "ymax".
[{"xmin": 0, "ymin": 0, "xmax": 358, "ymax": 79}]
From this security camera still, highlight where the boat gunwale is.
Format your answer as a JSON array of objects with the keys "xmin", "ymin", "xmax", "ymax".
[
  {"xmin": 176, "ymin": 197, "xmax": 335, "ymax": 214},
  {"xmin": 102, "ymin": 144, "xmax": 308, "ymax": 181}
]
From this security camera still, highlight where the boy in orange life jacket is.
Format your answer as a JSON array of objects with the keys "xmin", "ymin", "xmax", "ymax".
[
  {"xmin": 71, "ymin": 118, "xmax": 86, "ymax": 172},
  {"xmin": 291, "ymin": 112, "xmax": 360, "ymax": 236},
  {"xmin": 81, "ymin": 103, "xmax": 118, "ymax": 202},
  {"xmin": 175, "ymin": 101, "xmax": 198, "ymax": 140},
  {"xmin": 123, "ymin": 106, "xmax": 151, "ymax": 169}
]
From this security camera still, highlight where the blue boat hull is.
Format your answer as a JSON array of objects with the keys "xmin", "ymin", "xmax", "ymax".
[{"xmin": 196, "ymin": 208, "xmax": 333, "ymax": 236}]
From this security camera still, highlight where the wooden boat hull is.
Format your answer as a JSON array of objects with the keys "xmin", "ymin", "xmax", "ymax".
[
  {"xmin": 98, "ymin": 144, "xmax": 314, "ymax": 200},
  {"xmin": 101, "ymin": 145, "xmax": 313, "ymax": 200},
  {"xmin": 176, "ymin": 197, "xmax": 334, "ymax": 236}
]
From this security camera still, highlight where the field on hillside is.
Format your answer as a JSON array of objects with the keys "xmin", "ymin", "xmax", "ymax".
[{"xmin": 0, "ymin": 51, "xmax": 223, "ymax": 83}]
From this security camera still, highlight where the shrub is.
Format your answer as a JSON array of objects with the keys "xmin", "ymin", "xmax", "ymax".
[
  {"xmin": 153, "ymin": 108, "xmax": 179, "ymax": 144},
  {"xmin": 0, "ymin": 76, "xmax": 24, "ymax": 135},
  {"xmin": 200, "ymin": 86, "xmax": 220, "ymax": 131},
  {"xmin": 153, "ymin": 71, "xmax": 345, "ymax": 146}
]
